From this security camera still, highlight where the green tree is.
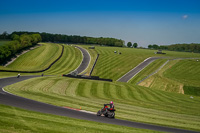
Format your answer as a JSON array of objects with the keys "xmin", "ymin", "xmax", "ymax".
[
  {"xmin": 20, "ymin": 34, "xmax": 32, "ymax": 47},
  {"xmin": 148, "ymin": 45, "xmax": 152, "ymax": 49},
  {"xmin": 133, "ymin": 43, "xmax": 138, "ymax": 48},
  {"xmin": 31, "ymin": 34, "xmax": 42, "ymax": 44},
  {"xmin": 127, "ymin": 42, "xmax": 132, "ymax": 47},
  {"xmin": 2, "ymin": 31, "xmax": 8, "ymax": 39},
  {"xmin": 115, "ymin": 41, "xmax": 123, "ymax": 47},
  {"xmin": 11, "ymin": 34, "xmax": 20, "ymax": 41},
  {"xmin": 152, "ymin": 44, "xmax": 159, "ymax": 49}
]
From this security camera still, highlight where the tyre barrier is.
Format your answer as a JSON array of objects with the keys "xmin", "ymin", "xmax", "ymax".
[{"xmin": 0, "ymin": 45, "xmax": 64, "ymax": 73}]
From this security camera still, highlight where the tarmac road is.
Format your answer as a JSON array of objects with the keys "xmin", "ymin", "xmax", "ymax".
[
  {"xmin": 75, "ymin": 46, "xmax": 91, "ymax": 74},
  {"xmin": 117, "ymin": 57, "xmax": 162, "ymax": 82},
  {"xmin": 0, "ymin": 76, "xmax": 199, "ymax": 133}
]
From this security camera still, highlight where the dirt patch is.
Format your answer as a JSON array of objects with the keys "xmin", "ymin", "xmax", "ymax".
[
  {"xmin": 179, "ymin": 84, "xmax": 184, "ymax": 94},
  {"xmin": 139, "ymin": 78, "xmax": 154, "ymax": 87}
]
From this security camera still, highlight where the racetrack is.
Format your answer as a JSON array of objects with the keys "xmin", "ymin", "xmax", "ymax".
[
  {"xmin": 75, "ymin": 46, "xmax": 91, "ymax": 74},
  {"xmin": 0, "ymin": 48, "xmax": 199, "ymax": 133},
  {"xmin": 117, "ymin": 57, "xmax": 162, "ymax": 82},
  {"xmin": 0, "ymin": 79, "xmax": 199, "ymax": 133}
]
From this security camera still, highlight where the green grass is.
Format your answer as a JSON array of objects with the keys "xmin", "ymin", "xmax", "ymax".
[
  {"xmin": 6, "ymin": 43, "xmax": 62, "ymax": 71},
  {"xmin": 129, "ymin": 59, "xmax": 169, "ymax": 84},
  {"xmin": 91, "ymin": 46, "xmax": 200, "ymax": 81},
  {"xmin": 183, "ymin": 86, "xmax": 200, "ymax": 96},
  {"xmin": 43, "ymin": 45, "xmax": 82, "ymax": 75},
  {"xmin": 139, "ymin": 59, "xmax": 200, "ymax": 94},
  {"xmin": 1, "ymin": 44, "xmax": 200, "ymax": 132},
  {"xmin": 0, "ymin": 104, "xmax": 160, "ymax": 133},
  {"xmin": 164, "ymin": 59, "xmax": 200, "ymax": 87},
  {"xmin": 0, "ymin": 44, "xmax": 82, "ymax": 77},
  {"xmin": 4, "ymin": 76, "xmax": 200, "ymax": 131}
]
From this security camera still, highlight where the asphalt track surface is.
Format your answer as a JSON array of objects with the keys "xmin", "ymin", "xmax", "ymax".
[
  {"xmin": 117, "ymin": 57, "xmax": 163, "ymax": 82},
  {"xmin": 75, "ymin": 46, "xmax": 91, "ymax": 74}
]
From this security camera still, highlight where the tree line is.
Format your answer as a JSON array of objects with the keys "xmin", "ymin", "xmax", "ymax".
[
  {"xmin": 8, "ymin": 31, "xmax": 125, "ymax": 47},
  {"xmin": 148, "ymin": 43, "xmax": 200, "ymax": 53},
  {"xmin": 0, "ymin": 33, "xmax": 41, "ymax": 65}
]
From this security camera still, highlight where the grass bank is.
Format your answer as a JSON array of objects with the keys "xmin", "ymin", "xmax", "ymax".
[
  {"xmin": 91, "ymin": 46, "xmax": 200, "ymax": 81},
  {"xmin": 0, "ymin": 44, "xmax": 82, "ymax": 78},
  {"xmin": 0, "ymin": 104, "xmax": 159, "ymax": 133},
  {"xmin": 5, "ymin": 76, "xmax": 200, "ymax": 131},
  {"xmin": 139, "ymin": 59, "xmax": 200, "ymax": 94}
]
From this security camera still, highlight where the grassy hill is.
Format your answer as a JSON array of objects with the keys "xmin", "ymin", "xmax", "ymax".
[
  {"xmin": 6, "ymin": 43, "xmax": 62, "ymax": 71},
  {"xmin": 1, "ymin": 44, "xmax": 200, "ymax": 132},
  {"xmin": 0, "ymin": 104, "xmax": 158, "ymax": 133},
  {"xmin": 88, "ymin": 46, "xmax": 200, "ymax": 81},
  {"xmin": 43, "ymin": 44, "xmax": 82, "ymax": 75},
  {"xmin": 0, "ymin": 43, "xmax": 82, "ymax": 77},
  {"xmin": 138, "ymin": 59, "xmax": 200, "ymax": 95},
  {"xmin": 5, "ymin": 76, "xmax": 200, "ymax": 131}
]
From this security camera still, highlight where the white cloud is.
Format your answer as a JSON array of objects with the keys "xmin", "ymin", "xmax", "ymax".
[{"xmin": 182, "ymin": 15, "xmax": 188, "ymax": 19}]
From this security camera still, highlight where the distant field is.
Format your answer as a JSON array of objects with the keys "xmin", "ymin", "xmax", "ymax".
[
  {"xmin": 91, "ymin": 46, "xmax": 200, "ymax": 81},
  {"xmin": 5, "ymin": 76, "xmax": 200, "ymax": 131},
  {"xmin": 0, "ymin": 104, "xmax": 157, "ymax": 133}
]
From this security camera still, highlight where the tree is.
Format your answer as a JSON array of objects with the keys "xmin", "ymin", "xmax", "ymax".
[
  {"xmin": 148, "ymin": 45, "xmax": 152, "ymax": 49},
  {"xmin": 11, "ymin": 34, "xmax": 20, "ymax": 41},
  {"xmin": 115, "ymin": 41, "xmax": 123, "ymax": 47},
  {"xmin": 1, "ymin": 31, "xmax": 8, "ymax": 39},
  {"xmin": 127, "ymin": 42, "xmax": 132, "ymax": 47},
  {"xmin": 20, "ymin": 34, "xmax": 32, "ymax": 47},
  {"xmin": 31, "ymin": 34, "xmax": 42, "ymax": 44},
  {"xmin": 152, "ymin": 44, "xmax": 159, "ymax": 49},
  {"xmin": 133, "ymin": 43, "xmax": 138, "ymax": 48}
]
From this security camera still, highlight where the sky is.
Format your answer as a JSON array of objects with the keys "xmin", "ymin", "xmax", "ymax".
[{"xmin": 0, "ymin": 0, "xmax": 200, "ymax": 47}]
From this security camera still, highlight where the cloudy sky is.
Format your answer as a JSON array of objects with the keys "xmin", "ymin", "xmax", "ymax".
[{"xmin": 0, "ymin": 0, "xmax": 200, "ymax": 47}]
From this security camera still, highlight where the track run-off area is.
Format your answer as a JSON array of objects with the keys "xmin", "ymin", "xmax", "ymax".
[{"xmin": 0, "ymin": 44, "xmax": 200, "ymax": 133}]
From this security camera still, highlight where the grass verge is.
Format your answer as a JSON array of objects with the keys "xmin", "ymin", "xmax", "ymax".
[
  {"xmin": 4, "ymin": 76, "xmax": 200, "ymax": 131},
  {"xmin": 0, "ymin": 104, "xmax": 160, "ymax": 133}
]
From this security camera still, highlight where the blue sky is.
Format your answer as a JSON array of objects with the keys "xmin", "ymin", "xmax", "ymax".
[{"xmin": 0, "ymin": 0, "xmax": 200, "ymax": 47}]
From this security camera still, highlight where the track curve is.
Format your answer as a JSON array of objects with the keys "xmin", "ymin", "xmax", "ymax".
[
  {"xmin": 75, "ymin": 46, "xmax": 91, "ymax": 74},
  {"xmin": 0, "ymin": 76, "xmax": 199, "ymax": 133}
]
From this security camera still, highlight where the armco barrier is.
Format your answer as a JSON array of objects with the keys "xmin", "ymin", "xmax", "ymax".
[
  {"xmin": 63, "ymin": 74, "xmax": 112, "ymax": 82},
  {"xmin": 89, "ymin": 54, "xmax": 99, "ymax": 76},
  {"xmin": 0, "ymin": 45, "xmax": 64, "ymax": 73}
]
